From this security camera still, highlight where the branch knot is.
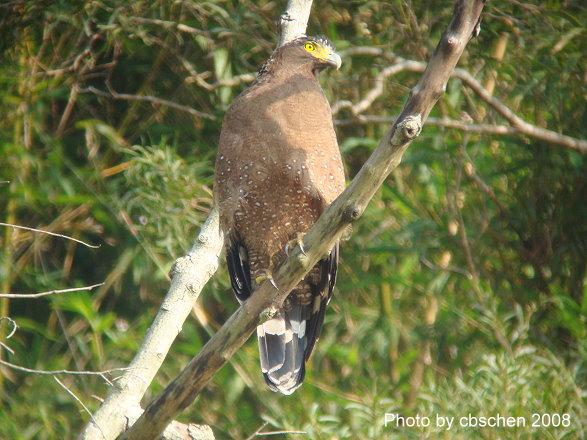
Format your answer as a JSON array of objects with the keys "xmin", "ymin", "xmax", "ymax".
[
  {"xmin": 401, "ymin": 115, "xmax": 422, "ymax": 139},
  {"xmin": 391, "ymin": 114, "xmax": 423, "ymax": 145},
  {"xmin": 343, "ymin": 203, "xmax": 363, "ymax": 222}
]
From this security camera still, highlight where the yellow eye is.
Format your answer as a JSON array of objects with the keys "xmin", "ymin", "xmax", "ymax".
[{"xmin": 304, "ymin": 42, "xmax": 316, "ymax": 52}]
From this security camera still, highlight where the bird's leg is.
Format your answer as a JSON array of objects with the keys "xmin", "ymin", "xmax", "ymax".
[{"xmin": 284, "ymin": 232, "xmax": 307, "ymax": 257}]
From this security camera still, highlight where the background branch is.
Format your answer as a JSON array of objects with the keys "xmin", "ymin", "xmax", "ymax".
[
  {"xmin": 120, "ymin": 1, "xmax": 486, "ymax": 438},
  {"xmin": 80, "ymin": 86, "xmax": 216, "ymax": 120},
  {"xmin": 0, "ymin": 222, "xmax": 100, "ymax": 248},
  {"xmin": 0, "ymin": 282, "xmax": 103, "ymax": 299},
  {"xmin": 332, "ymin": 59, "xmax": 586, "ymax": 152}
]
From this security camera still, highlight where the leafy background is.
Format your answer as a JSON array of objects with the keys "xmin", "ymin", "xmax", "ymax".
[{"xmin": 0, "ymin": 1, "xmax": 585, "ymax": 439}]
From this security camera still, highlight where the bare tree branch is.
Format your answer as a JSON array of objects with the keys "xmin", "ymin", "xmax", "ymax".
[
  {"xmin": 119, "ymin": 2, "xmax": 486, "ymax": 439},
  {"xmin": 125, "ymin": 17, "xmax": 207, "ymax": 36},
  {"xmin": 55, "ymin": 376, "xmax": 106, "ymax": 440},
  {"xmin": 450, "ymin": 66, "xmax": 587, "ymax": 152},
  {"xmin": 331, "ymin": 60, "xmax": 423, "ymax": 115},
  {"xmin": 0, "ymin": 282, "xmax": 104, "ymax": 299},
  {"xmin": 79, "ymin": 210, "xmax": 223, "ymax": 440},
  {"xmin": 332, "ymin": 59, "xmax": 587, "ymax": 153},
  {"xmin": 0, "ymin": 359, "xmax": 128, "ymax": 378},
  {"xmin": 0, "ymin": 222, "xmax": 100, "ymax": 248},
  {"xmin": 277, "ymin": 0, "xmax": 314, "ymax": 46},
  {"xmin": 80, "ymin": 86, "xmax": 216, "ymax": 120}
]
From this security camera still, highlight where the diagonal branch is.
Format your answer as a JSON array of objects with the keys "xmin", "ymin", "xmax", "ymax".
[
  {"xmin": 0, "ymin": 222, "xmax": 100, "ymax": 248},
  {"xmin": 120, "ymin": 1, "xmax": 486, "ymax": 439},
  {"xmin": 79, "ymin": 210, "xmax": 223, "ymax": 440}
]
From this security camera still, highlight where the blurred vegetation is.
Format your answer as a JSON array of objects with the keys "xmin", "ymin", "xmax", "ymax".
[{"xmin": 0, "ymin": 0, "xmax": 586, "ymax": 439}]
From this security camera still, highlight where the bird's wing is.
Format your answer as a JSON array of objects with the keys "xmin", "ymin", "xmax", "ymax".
[
  {"xmin": 226, "ymin": 234, "xmax": 252, "ymax": 303},
  {"xmin": 302, "ymin": 242, "xmax": 338, "ymax": 360}
]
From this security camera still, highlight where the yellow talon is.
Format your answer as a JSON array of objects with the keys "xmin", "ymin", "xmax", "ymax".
[
  {"xmin": 255, "ymin": 274, "xmax": 268, "ymax": 284},
  {"xmin": 255, "ymin": 271, "xmax": 281, "ymax": 292},
  {"xmin": 285, "ymin": 232, "xmax": 307, "ymax": 256}
]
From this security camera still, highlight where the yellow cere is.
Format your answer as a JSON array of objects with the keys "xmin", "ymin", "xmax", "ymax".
[{"xmin": 303, "ymin": 41, "xmax": 330, "ymax": 61}]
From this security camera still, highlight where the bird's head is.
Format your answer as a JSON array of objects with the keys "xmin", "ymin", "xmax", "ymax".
[{"xmin": 272, "ymin": 36, "xmax": 342, "ymax": 76}]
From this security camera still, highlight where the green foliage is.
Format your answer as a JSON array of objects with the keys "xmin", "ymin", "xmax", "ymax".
[{"xmin": 0, "ymin": 1, "xmax": 586, "ymax": 439}]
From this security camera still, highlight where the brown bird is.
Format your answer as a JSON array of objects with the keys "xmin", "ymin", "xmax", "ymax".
[{"xmin": 214, "ymin": 36, "xmax": 345, "ymax": 394}]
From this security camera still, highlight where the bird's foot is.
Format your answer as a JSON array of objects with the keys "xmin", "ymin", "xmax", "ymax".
[
  {"xmin": 284, "ymin": 232, "xmax": 307, "ymax": 257},
  {"xmin": 255, "ymin": 270, "xmax": 281, "ymax": 292}
]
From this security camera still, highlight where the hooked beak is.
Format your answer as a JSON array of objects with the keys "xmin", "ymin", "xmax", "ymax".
[{"xmin": 326, "ymin": 51, "xmax": 342, "ymax": 69}]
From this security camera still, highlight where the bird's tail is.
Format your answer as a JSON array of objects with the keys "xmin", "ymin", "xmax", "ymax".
[{"xmin": 256, "ymin": 303, "xmax": 307, "ymax": 395}]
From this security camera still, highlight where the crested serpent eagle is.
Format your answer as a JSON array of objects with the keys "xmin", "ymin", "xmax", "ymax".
[{"xmin": 214, "ymin": 36, "xmax": 345, "ymax": 395}]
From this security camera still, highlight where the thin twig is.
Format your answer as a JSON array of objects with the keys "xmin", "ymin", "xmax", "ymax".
[
  {"xmin": 0, "ymin": 282, "xmax": 104, "ymax": 299},
  {"xmin": 56, "ymin": 83, "xmax": 80, "ymax": 138},
  {"xmin": 81, "ymin": 86, "xmax": 215, "ymax": 120},
  {"xmin": 125, "ymin": 17, "xmax": 207, "ymax": 36},
  {"xmin": 257, "ymin": 430, "xmax": 307, "ymax": 436},
  {"xmin": 0, "ymin": 342, "xmax": 14, "ymax": 355},
  {"xmin": 54, "ymin": 376, "xmax": 107, "ymax": 440},
  {"xmin": 461, "ymin": 152, "xmax": 508, "ymax": 215},
  {"xmin": 452, "ymin": 67, "xmax": 587, "ymax": 152},
  {"xmin": 340, "ymin": 46, "xmax": 397, "ymax": 59},
  {"xmin": 0, "ymin": 359, "xmax": 130, "ymax": 377},
  {"xmin": 244, "ymin": 422, "xmax": 268, "ymax": 440},
  {"xmin": 0, "ymin": 222, "xmax": 100, "ymax": 248},
  {"xmin": 332, "ymin": 60, "xmax": 421, "ymax": 115}
]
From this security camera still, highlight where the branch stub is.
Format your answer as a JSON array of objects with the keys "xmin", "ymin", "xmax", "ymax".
[{"xmin": 391, "ymin": 114, "xmax": 423, "ymax": 145}]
